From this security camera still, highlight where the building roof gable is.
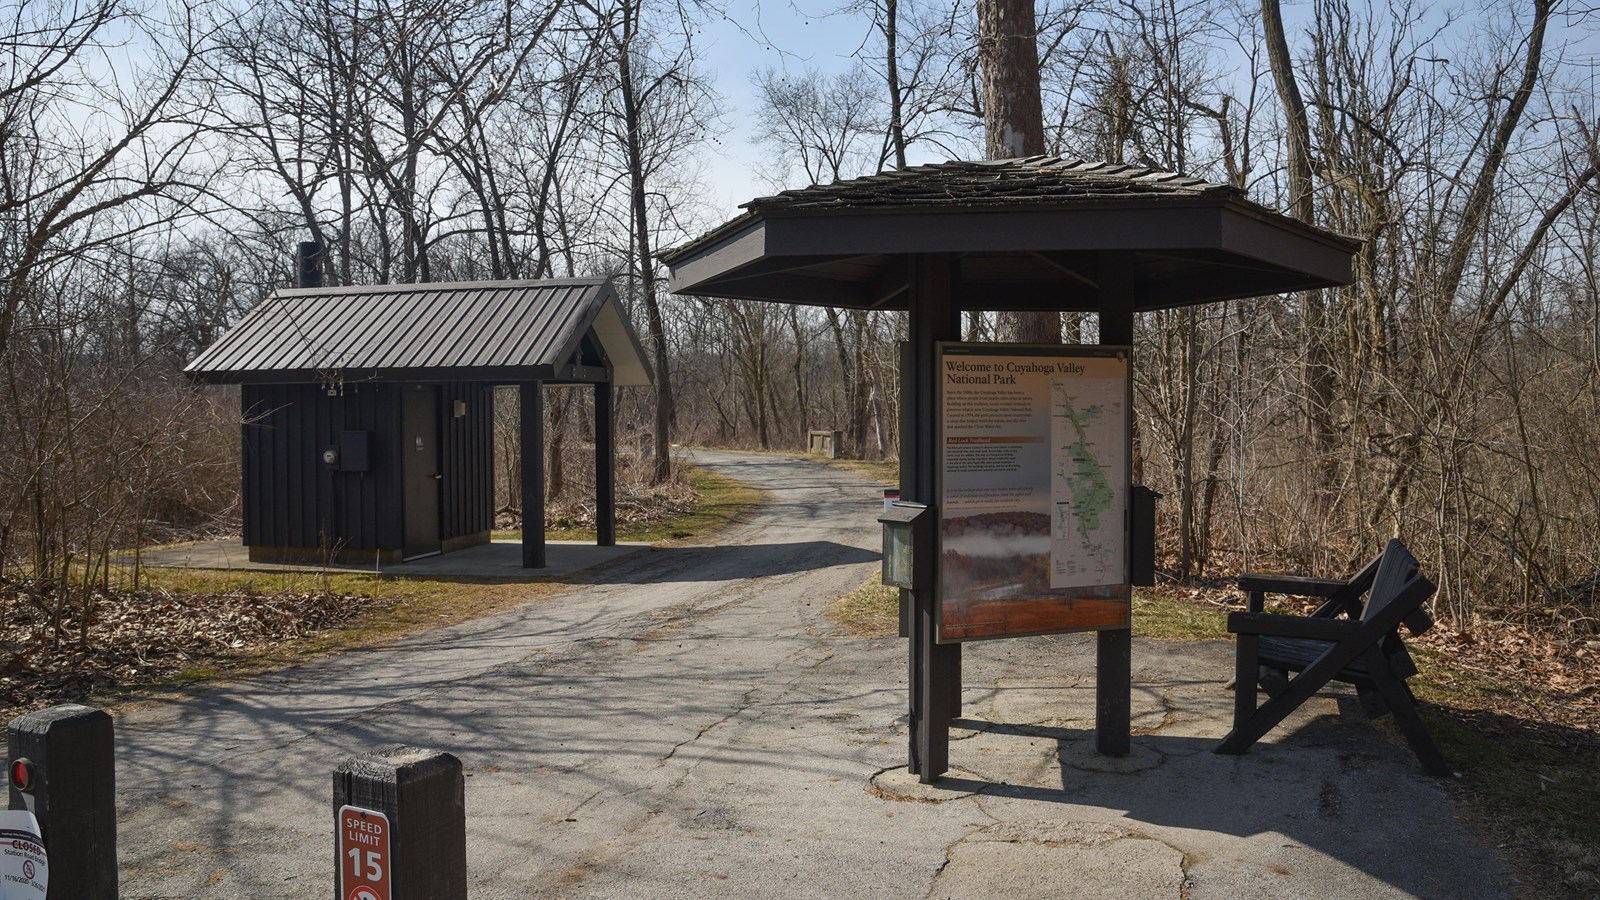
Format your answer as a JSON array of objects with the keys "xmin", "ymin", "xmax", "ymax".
[{"xmin": 186, "ymin": 278, "xmax": 652, "ymax": 386}]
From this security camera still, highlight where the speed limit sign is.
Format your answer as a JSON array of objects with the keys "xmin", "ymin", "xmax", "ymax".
[{"xmin": 338, "ymin": 805, "xmax": 391, "ymax": 900}]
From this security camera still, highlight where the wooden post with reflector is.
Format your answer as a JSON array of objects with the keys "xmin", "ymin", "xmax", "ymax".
[{"xmin": 8, "ymin": 703, "xmax": 116, "ymax": 899}]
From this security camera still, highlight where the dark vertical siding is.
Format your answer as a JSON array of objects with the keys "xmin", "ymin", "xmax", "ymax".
[
  {"xmin": 439, "ymin": 381, "xmax": 494, "ymax": 540},
  {"xmin": 316, "ymin": 389, "xmax": 334, "ymax": 546},
  {"xmin": 241, "ymin": 388, "xmax": 260, "ymax": 547},
  {"xmin": 373, "ymin": 385, "xmax": 402, "ymax": 549},
  {"xmin": 338, "ymin": 387, "xmax": 363, "ymax": 547},
  {"xmin": 240, "ymin": 382, "xmax": 403, "ymax": 552},
  {"xmin": 294, "ymin": 388, "xmax": 312, "ymax": 544},
  {"xmin": 272, "ymin": 384, "xmax": 287, "ymax": 543},
  {"xmin": 238, "ymin": 380, "xmax": 491, "ymax": 554}
]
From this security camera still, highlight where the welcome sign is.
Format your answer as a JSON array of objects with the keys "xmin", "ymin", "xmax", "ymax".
[{"xmin": 936, "ymin": 343, "xmax": 1132, "ymax": 642}]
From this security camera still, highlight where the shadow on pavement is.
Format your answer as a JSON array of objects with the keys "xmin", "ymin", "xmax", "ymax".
[
  {"xmin": 582, "ymin": 540, "xmax": 880, "ymax": 584},
  {"xmin": 923, "ymin": 709, "xmax": 1503, "ymax": 899}
]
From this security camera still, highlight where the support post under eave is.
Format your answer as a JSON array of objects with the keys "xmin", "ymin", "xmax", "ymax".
[
  {"xmin": 1096, "ymin": 251, "xmax": 1134, "ymax": 756},
  {"xmin": 595, "ymin": 381, "xmax": 616, "ymax": 547},
  {"xmin": 521, "ymin": 381, "xmax": 546, "ymax": 568},
  {"xmin": 907, "ymin": 254, "xmax": 962, "ymax": 782}
]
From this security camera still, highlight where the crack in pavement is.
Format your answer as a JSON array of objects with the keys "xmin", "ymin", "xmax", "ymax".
[
  {"xmin": 926, "ymin": 820, "xmax": 1193, "ymax": 900},
  {"xmin": 1130, "ymin": 688, "xmax": 1179, "ymax": 736},
  {"xmin": 657, "ymin": 685, "xmax": 761, "ymax": 768},
  {"xmin": 655, "ymin": 639, "xmax": 841, "ymax": 774}
]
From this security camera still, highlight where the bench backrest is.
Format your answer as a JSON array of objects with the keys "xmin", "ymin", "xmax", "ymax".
[
  {"xmin": 1316, "ymin": 551, "xmax": 1386, "ymax": 618},
  {"xmin": 1361, "ymin": 539, "xmax": 1435, "ymax": 636}
]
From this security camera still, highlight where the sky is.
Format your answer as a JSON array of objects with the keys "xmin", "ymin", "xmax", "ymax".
[{"xmin": 689, "ymin": 0, "xmax": 893, "ymax": 217}]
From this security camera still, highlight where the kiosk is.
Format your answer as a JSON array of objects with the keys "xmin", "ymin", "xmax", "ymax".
[{"xmin": 664, "ymin": 157, "xmax": 1359, "ymax": 781}]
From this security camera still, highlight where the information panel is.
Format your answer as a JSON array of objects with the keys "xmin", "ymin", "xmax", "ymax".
[{"xmin": 937, "ymin": 343, "xmax": 1131, "ymax": 642}]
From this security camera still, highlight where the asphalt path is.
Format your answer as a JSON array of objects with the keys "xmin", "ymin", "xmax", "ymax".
[{"xmin": 113, "ymin": 450, "xmax": 1511, "ymax": 899}]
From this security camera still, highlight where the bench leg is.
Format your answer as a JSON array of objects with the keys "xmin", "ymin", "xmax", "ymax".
[
  {"xmin": 1220, "ymin": 633, "xmax": 1260, "ymax": 756},
  {"xmin": 1364, "ymin": 646, "xmax": 1452, "ymax": 777},
  {"xmin": 1217, "ymin": 643, "xmax": 1346, "ymax": 756},
  {"xmin": 1356, "ymin": 685, "xmax": 1389, "ymax": 719}
]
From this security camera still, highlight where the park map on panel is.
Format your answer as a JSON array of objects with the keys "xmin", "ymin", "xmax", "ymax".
[{"xmin": 1049, "ymin": 375, "xmax": 1126, "ymax": 589}]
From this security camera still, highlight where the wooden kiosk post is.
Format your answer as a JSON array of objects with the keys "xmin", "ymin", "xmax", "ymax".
[
  {"xmin": 595, "ymin": 381, "xmax": 617, "ymax": 547},
  {"xmin": 906, "ymin": 252, "xmax": 1137, "ymax": 777},
  {"xmin": 905, "ymin": 256, "xmax": 963, "ymax": 779},
  {"xmin": 1095, "ymin": 253, "xmax": 1136, "ymax": 756},
  {"xmin": 661, "ymin": 158, "xmax": 1360, "ymax": 784}
]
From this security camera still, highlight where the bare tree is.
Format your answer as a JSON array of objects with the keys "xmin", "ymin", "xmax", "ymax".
[
  {"xmin": 591, "ymin": 0, "xmax": 718, "ymax": 483},
  {"xmin": 754, "ymin": 65, "xmax": 890, "ymax": 184},
  {"xmin": 0, "ymin": 0, "xmax": 208, "ymax": 361},
  {"xmin": 206, "ymin": 0, "xmax": 569, "ymax": 284}
]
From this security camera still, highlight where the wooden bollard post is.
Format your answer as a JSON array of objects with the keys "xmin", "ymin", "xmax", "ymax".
[
  {"xmin": 333, "ymin": 747, "xmax": 466, "ymax": 900},
  {"xmin": 8, "ymin": 704, "xmax": 117, "ymax": 899}
]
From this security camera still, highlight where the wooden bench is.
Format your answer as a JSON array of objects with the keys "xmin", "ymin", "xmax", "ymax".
[{"xmin": 1216, "ymin": 539, "xmax": 1451, "ymax": 776}]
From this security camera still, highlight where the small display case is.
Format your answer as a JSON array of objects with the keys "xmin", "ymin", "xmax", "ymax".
[{"xmin": 879, "ymin": 501, "xmax": 933, "ymax": 591}]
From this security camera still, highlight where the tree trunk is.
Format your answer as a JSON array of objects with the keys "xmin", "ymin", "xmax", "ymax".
[
  {"xmin": 548, "ymin": 389, "xmax": 569, "ymax": 503},
  {"xmin": 884, "ymin": 0, "xmax": 908, "ymax": 169},
  {"xmin": 825, "ymin": 307, "xmax": 856, "ymax": 444},
  {"xmin": 1261, "ymin": 0, "xmax": 1312, "ymax": 221},
  {"xmin": 788, "ymin": 306, "xmax": 808, "ymax": 441},
  {"xmin": 979, "ymin": 0, "xmax": 1046, "ymax": 159},
  {"xmin": 980, "ymin": 0, "xmax": 1059, "ymax": 344},
  {"xmin": 616, "ymin": 13, "xmax": 673, "ymax": 483},
  {"xmin": 1262, "ymin": 0, "xmax": 1336, "ymax": 507}
]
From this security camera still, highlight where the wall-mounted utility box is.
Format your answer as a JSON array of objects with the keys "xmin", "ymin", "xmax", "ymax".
[{"xmin": 339, "ymin": 430, "xmax": 371, "ymax": 472}]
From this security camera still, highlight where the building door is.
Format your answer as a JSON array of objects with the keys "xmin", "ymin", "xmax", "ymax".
[{"xmin": 401, "ymin": 386, "xmax": 442, "ymax": 559}]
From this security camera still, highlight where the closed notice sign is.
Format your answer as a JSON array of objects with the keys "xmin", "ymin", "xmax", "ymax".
[
  {"xmin": 0, "ymin": 811, "xmax": 46, "ymax": 899},
  {"xmin": 338, "ymin": 805, "xmax": 391, "ymax": 900}
]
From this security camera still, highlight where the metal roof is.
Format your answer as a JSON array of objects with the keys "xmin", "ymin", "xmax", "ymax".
[
  {"xmin": 663, "ymin": 157, "xmax": 1360, "ymax": 311},
  {"xmin": 186, "ymin": 278, "xmax": 652, "ymax": 386}
]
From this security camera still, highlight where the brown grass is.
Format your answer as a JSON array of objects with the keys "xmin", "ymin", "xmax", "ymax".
[{"xmin": 826, "ymin": 574, "xmax": 901, "ymax": 636}]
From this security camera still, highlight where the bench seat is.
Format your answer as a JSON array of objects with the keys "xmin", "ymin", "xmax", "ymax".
[{"xmin": 1257, "ymin": 635, "xmax": 1419, "ymax": 685}]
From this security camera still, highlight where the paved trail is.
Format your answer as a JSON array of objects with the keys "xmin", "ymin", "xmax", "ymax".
[{"xmin": 116, "ymin": 451, "xmax": 1510, "ymax": 899}]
